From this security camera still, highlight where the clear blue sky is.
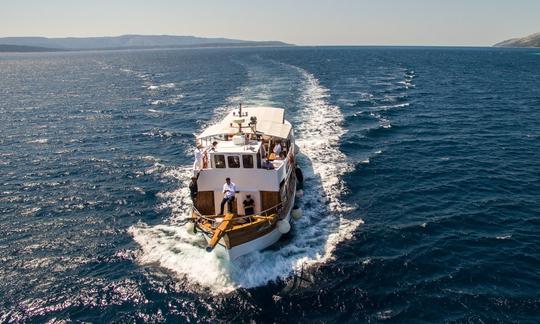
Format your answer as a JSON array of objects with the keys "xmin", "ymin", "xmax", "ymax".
[{"xmin": 1, "ymin": 0, "xmax": 539, "ymax": 46}]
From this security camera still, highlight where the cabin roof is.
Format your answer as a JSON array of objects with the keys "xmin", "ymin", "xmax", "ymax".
[
  {"xmin": 197, "ymin": 106, "xmax": 292, "ymax": 139},
  {"xmin": 211, "ymin": 140, "xmax": 261, "ymax": 154}
]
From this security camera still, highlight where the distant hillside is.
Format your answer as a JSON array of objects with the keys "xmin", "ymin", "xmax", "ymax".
[
  {"xmin": 0, "ymin": 35, "xmax": 292, "ymax": 51},
  {"xmin": 0, "ymin": 44, "xmax": 63, "ymax": 52},
  {"xmin": 494, "ymin": 32, "xmax": 540, "ymax": 48}
]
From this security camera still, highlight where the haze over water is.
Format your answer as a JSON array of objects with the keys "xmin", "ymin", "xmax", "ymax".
[{"xmin": 1, "ymin": 46, "xmax": 539, "ymax": 322}]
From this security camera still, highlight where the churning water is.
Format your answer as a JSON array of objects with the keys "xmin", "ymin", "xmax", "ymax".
[{"xmin": 1, "ymin": 46, "xmax": 539, "ymax": 322}]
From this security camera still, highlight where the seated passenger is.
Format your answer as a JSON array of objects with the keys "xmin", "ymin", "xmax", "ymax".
[
  {"xmin": 262, "ymin": 158, "xmax": 274, "ymax": 170},
  {"xmin": 214, "ymin": 155, "xmax": 226, "ymax": 168},
  {"xmin": 273, "ymin": 142, "xmax": 282, "ymax": 156},
  {"xmin": 243, "ymin": 194, "xmax": 255, "ymax": 216},
  {"xmin": 228, "ymin": 155, "xmax": 240, "ymax": 168}
]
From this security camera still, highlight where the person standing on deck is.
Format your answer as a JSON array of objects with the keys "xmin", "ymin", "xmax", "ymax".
[
  {"xmin": 208, "ymin": 141, "xmax": 218, "ymax": 152},
  {"xmin": 189, "ymin": 176, "xmax": 198, "ymax": 205},
  {"xmin": 243, "ymin": 194, "xmax": 255, "ymax": 216},
  {"xmin": 193, "ymin": 144, "xmax": 203, "ymax": 172},
  {"xmin": 220, "ymin": 177, "xmax": 237, "ymax": 215},
  {"xmin": 261, "ymin": 144, "xmax": 266, "ymax": 159},
  {"xmin": 273, "ymin": 142, "xmax": 282, "ymax": 156}
]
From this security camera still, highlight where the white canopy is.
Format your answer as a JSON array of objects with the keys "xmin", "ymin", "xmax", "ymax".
[{"xmin": 197, "ymin": 106, "xmax": 292, "ymax": 139}]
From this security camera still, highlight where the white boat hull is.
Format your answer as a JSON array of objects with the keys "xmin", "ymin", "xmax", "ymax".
[{"xmin": 203, "ymin": 184, "xmax": 296, "ymax": 260}]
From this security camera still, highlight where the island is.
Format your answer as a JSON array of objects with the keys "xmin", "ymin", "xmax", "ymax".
[
  {"xmin": 494, "ymin": 32, "xmax": 540, "ymax": 48},
  {"xmin": 0, "ymin": 44, "xmax": 63, "ymax": 52},
  {"xmin": 0, "ymin": 34, "xmax": 293, "ymax": 52}
]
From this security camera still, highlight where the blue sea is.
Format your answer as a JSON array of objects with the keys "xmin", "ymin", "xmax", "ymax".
[{"xmin": 1, "ymin": 46, "xmax": 539, "ymax": 322}]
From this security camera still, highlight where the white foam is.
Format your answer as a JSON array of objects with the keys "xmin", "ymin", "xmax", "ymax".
[
  {"xmin": 372, "ymin": 103, "xmax": 410, "ymax": 110},
  {"xmin": 162, "ymin": 83, "xmax": 176, "ymax": 89},
  {"xmin": 28, "ymin": 138, "xmax": 48, "ymax": 144},
  {"xmin": 129, "ymin": 60, "xmax": 363, "ymax": 293},
  {"xmin": 142, "ymin": 129, "xmax": 174, "ymax": 138},
  {"xmin": 398, "ymin": 81, "xmax": 415, "ymax": 89},
  {"xmin": 141, "ymin": 155, "xmax": 159, "ymax": 162},
  {"xmin": 144, "ymin": 162, "xmax": 166, "ymax": 175},
  {"xmin": 147, "ymin": 83, "xmax": 176, "ymax": 91},
  {"xmin": 133, "ymin": 187, "xmax": 146, "ymax": 195},
  {"xmin": 150, "ymin": 94, "xmax": 184, "ymax": 106},
  {"xmin": 20, "ymin": 206, "xmax": 41, "ymax": 216},
  {"xmin": 147, "ymin": 108, "xmax": 165, "ymax": 114},
  {"xmin": 377, "ymin": 310, "xmax": 396, "ymax": 320}
]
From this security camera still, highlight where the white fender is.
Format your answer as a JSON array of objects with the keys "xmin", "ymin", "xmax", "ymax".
[
  {"xmin": 186, "ymin": 222, "xmax": 196, "ymax": 235},
  {"xmin": 277, "ymin": 220, "xmax": 291, "ymax": 234},
  {"xmin": 292, "ymin": 208, "xmax": 303, "ymax": 220}
]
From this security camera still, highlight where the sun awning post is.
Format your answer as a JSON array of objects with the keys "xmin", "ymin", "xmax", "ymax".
[{"xmin": 268, "ymin": 138, "xmax": 272, "ymax": 159}]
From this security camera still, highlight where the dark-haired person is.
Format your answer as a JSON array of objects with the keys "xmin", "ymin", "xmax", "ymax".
[
  {"xmin": 219, "ymin": 177, "xmax": 237, "ymax": 215},
  {"xmin": 189, "ymin": 176, "xmax": 198, "ymax": 204},
  {"xmin": 262, "ymin": 158, "xmax": 274, "ymax": 170},
  {"xmin": 243, "ymin": 194, "xmax": 255, "ymax": 216},
  {"xmin": 208, "ymin": 141, "xmax": 218, "ymax": 152},
  {"xmin": 273, "ymin": 142, "xmax": 282, "ymax": 157}
]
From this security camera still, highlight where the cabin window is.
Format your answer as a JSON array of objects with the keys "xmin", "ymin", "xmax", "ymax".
[
  {"xmin": 242, "ymin": 155, "xmax": 254, "ymax": 168},
  {"xmin": 227, "ymin": 155, "xmax": 240, "ymax": 168},
  {"xmin": 214, "ymin": 155, "xmax": 226, "ymax": 168}
]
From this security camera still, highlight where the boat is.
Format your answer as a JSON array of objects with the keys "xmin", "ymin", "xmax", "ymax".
[{"xmin": 188, "ymin": 104, "xmax": 301, "ymax": 259}]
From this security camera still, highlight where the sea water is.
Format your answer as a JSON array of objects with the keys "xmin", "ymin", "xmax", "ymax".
[{"xmin": 1, "ymin": 46, "xmax": 539, "ymax": 322}]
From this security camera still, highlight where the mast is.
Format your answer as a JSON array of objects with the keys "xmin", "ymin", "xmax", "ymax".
[{"xmin": 238, "ymin": 103, "xmax": 242, "ymax": 133}]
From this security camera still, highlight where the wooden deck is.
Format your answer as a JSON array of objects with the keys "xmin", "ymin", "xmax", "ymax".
[{"xmin": 196, "ymin": 212, "xmax": 279, "ymax": 250}]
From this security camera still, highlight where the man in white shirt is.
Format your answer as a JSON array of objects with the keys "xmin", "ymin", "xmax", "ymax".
[
  {"xmin": 219, "ymin": 177, "xmax": 237, "ymax": 215},
  {"xmin": 193, "ymin": 144, "xmax": 203, "ymax": 171},
  {"xmin": 273, "ymin": 142, "xmax": 282, "ymax": 156}
]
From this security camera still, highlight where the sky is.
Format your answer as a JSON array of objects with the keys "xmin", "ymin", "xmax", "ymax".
[{"xmin": 1, "ymin": 0, "xmax": 539, "ymax": 46}]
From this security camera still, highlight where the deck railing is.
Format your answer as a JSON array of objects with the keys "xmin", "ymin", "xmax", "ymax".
[{"xmin": 192, "ymin": 201, "xmax": 284, "ymax": 224}]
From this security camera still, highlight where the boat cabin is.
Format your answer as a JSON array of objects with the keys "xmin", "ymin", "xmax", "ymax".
[{"xmin": 193, "ymin": 107, "xmax": 295, "ymax": 217}]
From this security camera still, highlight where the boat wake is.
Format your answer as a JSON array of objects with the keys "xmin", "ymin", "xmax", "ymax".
[{"xmin": 129, "ymin": 58, "xmax": 363, "ymax": 293}]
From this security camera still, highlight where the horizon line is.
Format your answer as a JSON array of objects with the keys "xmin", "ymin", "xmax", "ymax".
[{"xmin": 0, "ymin": 33, "xmax": 501, "ymax": 47}]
